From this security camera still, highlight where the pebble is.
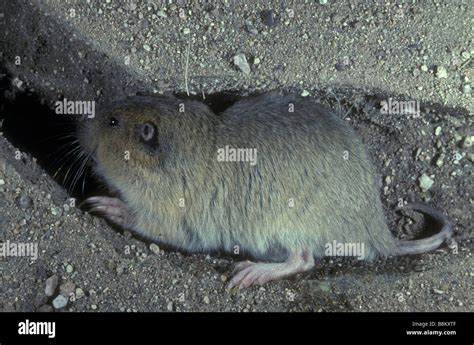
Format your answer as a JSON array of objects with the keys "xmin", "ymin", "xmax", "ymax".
[
  {"xmin": 420, "ymin": 64, "xmax": 428, "ymax": 72},
  {"xmin": 157, "ymin": 9, "xmax": 167, "ymax": 18},
  {"xmin": 434, "ymin": 126, "xmax": 442, "ymax": 136},
  {"xmin": 419, "ymin": 173, "xmax": 434, "ymax": 191},
  {"xmin": 149, "ymin": 243, "xmax": 160, "ymax": 255},
  {"xmin": 12, "ymin": 77, "xmax": 23, "ymax": 89},
  {"xmin": 203, "ymin": 296, "xmax": 210, "ymax": 304},
  {"xmin": 75, "ymin": 288, "xmax": 85, "ymax": 299},
  {"xmin": 52, "ymin": 295, "xmax": 68, "ymax": 309},
  {"xmin": 51, "ymin": 206, "xmax": 62, "ymax": 216},
  {"xmin": 182, "ymin": 27, "xmax": 190, "ymax": 35},
  {"xmin": 318, "ymin": 282, "xmax": 331, "ymax": 292},
  {"xmin": 91, "ymin": 304, "xmax": 98, "ymax": 310},
  {"xmin": 60, "ymin": 281, "xmax": 76, "ymax": 297},
  {"xmin": 463, "ymin": 84, "xmax": 471, "ymax": 95},
  {"xmin": 66, "ymin": 264, "xmax": 74, "ymax": 273},
  {"xmin": 233, "ymin": 53, "xmax": 251, "ymax": 75},
  {"xmin": 461, "ymin": 51, "xmax": 470, "ymax": 59},
  {"xmin": 167, "ymin": 301, "xmax": 173, "ymax": 311},
  {"xmin": 435, "ymin": 154, "xmax": 445, "ymax": 167},
  {"xmin": 435, "ymin": 66, "xmax": 447, "ymax": 79},
  {"xmin": 433, "ymin": 288, "xmax": 444, "ymax": 295},
  {"xmin": 319, "ymin": 0, "xmax": 328, "ymax": 4},
  {"xmin": 461, "ymin": 136, "xmax": 472, "ymax": 148},
  {"xmin": 17, "ymin": 194, "xmax": 31, "ymax": 209},
  {"xmin": 261, "ymin": 9, "xmax": 276, "ymax": 27},
  {"xmin": 0, "ymin": 179, "xmax": 4, "ymax": 185},
  {"xmin": 45, "ymin": 275, "xmax": 58, "ymax": 297},
  {"xmin": 143, "ymin": 44, "xmax": 151, "ymax": 52},
  {"xmin": 220, "ymin": 274, "xmax": 228, "ymax": 282},
  {"xmin": 245, "ymin": 20, "xmax": 258, "ymax": 35},
  {"xmin": 335, "ymin": 63, "xmax": 347, "ymax": 71},
  {"xmin": 301, "ymin": 90, "xmax": 310, "ymax": 97}
]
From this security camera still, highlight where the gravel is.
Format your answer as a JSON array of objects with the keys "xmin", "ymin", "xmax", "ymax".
[{"xmin": 0, "ymin": 0, "xmax": 472, "ymax": 313}]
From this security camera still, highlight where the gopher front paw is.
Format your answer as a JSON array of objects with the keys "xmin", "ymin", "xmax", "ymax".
[{"xmin": 83, "ymin": 196, "xmax": 131, "ymax": 229}]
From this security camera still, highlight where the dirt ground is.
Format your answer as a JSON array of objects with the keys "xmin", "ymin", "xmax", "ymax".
[{"xmin": 0, "ymin": 0, "xmax": 472, "ymax": 312}]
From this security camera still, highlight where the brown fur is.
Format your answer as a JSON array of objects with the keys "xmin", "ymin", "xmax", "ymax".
[{"xmin": 78, "ymin": 91, "xmax": 450, "ymax": 264}]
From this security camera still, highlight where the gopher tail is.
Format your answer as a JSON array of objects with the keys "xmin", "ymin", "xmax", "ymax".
[{"xmin": 395, "ymin": 202, "xmax": 453, "ymax": 255}]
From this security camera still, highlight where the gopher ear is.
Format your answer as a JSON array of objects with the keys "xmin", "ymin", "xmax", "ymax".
[{"xmin": 140, "ymin": 122, "xmax": 155, "ymax": 142}]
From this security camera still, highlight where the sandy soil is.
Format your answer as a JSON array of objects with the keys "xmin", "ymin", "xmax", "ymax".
[{"xmin": 0, "ymin": 0, "xmax": 472, "ymax": 312}]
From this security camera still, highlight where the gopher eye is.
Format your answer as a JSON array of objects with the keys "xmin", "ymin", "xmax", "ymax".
[
  {"xmin": 140, "ymin": 122, "xmax": 156, "ymax": 142},
  {"xmin": 109, "ymin": 116, "xmax": 120, "ymax": 127}
]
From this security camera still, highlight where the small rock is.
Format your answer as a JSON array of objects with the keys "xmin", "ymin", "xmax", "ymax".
[
  {"xmin": 0, "ymin": 179, "xmax": 4, "ymax": 185},
  {"xmin": 318, "ymin": 282, "xmax": 331, "ymax": 292},
  {"xmin": 51, "ymin": 206, "xmax": 62, "ymax": 216},
  {"xmin": 143, "ymin": 44, "xmax": 151, "ymax": 52},
  {"xmin": 419, "ymin": 173, "xmax": 434, "ymax": 191},
  {"xmin": 301, "ymin": 90, "xmax": 310, "ymax": 97},
  {"xmin": 182, "ymin": 27, "xmax": 190, "ymax": 35},
  {"xmin": 149, "ymin": 243, "xmax": 160, "ymax": 255},
  {"xmin": 461, "ymin": 136, "xmax": 472, "ymax": 148},
  {"xmin": 91, "ymin": 304, "xmax": 98, "ymax": 310},
  {"xmin": 233, "ymin": 53, "xmax": 251, "ymax": 75},
  {"xmin": 66, "ymin": 264, "xmax": 74, "ymax": 273},
  {"xmin": 433, "ymin": 288, "xmax": 444, "ymax": 295},
  {"xmin": 453, "ymin": 151, "xmax": 464, "ymax": 163},
  {"xmin": 220, "ymin": 274, "xmax": 228, "ymax": 282},
  {"xmin": 261, "ymin": 9, "xmax": 277, "ymax": 27},
  {"xmin": 157, "ymin": 9, "xmax": 167, "ymax": 18},
  {"xmin": 319, "ymin": 0, "xmax": 328, "ymax": 4},
  {"xmin": 244, "ymin": 20, "xmax": 258, "ymax": 35},
  {"xmin": 45, "ymin": 275, "xmax": 58, "ymax": 297},
  {"xmin": 412, "ymin": 68, "xmax": 420, "ymax": 77},
  {"xmin": 75, "ymin": 288, "xmax": 85, "ymax": 299},
  {"xmin": 463, "ymin": 84, "xmax": 472, "ymax": 95},
  {"xmin": 12, "ymin": 77, "xmax": 23, "ymax": 89},
  {"xmin": 167, "ymin": 301, "xmax": 173, "ymax": 311},
  {"xmin": 420, "ymin": 64, "xmax": 428, "ymax": 72},
  {"xmin": 461, "ymin": 51, "xmax": 470, "ymax": 59},
  {"xmin": 435, "ymin": 66, "xmax": 447, "ymax": 79},
  {"xmin": 253, "ymin": 57, "xmax": 260, "ymax": 65},
  {"xmin": 434, "ymin": 126, "xmax": 442, "ymax": 136},
  {"xmin": 335, "ymin": 63, "xmax": 346, "ymax": 71},
  {"xmin": 60, "ymin": 281, "xmax": 76, "ymax": 297},
  {"xmin": 17, "ymin": 194, "xmax": 31, "ymax": 209},
  {"xmin": 203, "ymin": 296, "xmax": 210, "ymax": 304},
  {"xmin": 52, "ymin": 295, "xmax": 68, "ymax": 309},
  {"xmin": 435, "ymin": 154, "xmax": 445, "ymax": 167}
]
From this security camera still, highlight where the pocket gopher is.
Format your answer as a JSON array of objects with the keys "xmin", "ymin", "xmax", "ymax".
[{"xmin": 77, "ymin": 91, "xmax": 452, "ymax": 289}]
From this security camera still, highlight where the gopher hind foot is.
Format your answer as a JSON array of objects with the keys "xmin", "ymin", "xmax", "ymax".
[{"xmin": 228, "ymin": 249, "xmax": 315, "ymax": 289}]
